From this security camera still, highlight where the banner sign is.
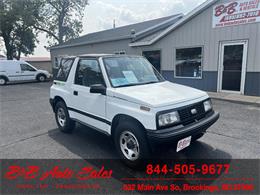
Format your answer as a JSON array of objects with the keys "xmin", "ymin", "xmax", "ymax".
[
  {"xmin": 213, "ymin": 0, "xmax": 260, "ymax": 28},
  {"xmin": 1, "ymin": 159, "xmax": 259, "ymax": 194}
]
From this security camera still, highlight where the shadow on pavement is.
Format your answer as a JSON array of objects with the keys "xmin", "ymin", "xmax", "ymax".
[
  {"xmin": 48, "ymin": 123, "xmax": 232, "ymax": 160},
  {"xmin": 48, "ymin": 124, "xmax": 232, "ymax": 194},
  {"xmin": 3, "ymin": 80, "xmax": 52, "ymax": 86}
]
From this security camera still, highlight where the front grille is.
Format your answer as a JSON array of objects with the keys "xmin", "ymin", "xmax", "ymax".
[{"xmin": 178, "ymin": 101, "xmax": 206, "ymax": 125}]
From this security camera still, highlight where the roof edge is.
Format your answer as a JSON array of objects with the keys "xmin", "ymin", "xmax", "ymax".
[
  {"xmin": 133, "ymin": 14, "xmax": 184, "ymax": 38},
  {"xmin": 129, "ymin": 0, "xmax": 218, "ymax": 47},
  {"xmin": 50, "ymin": 35, "xmax": 131, "ymax": 50},
  {"xmin": 50, "ymin": 14, "xmax": 183, "ymax": 51}
]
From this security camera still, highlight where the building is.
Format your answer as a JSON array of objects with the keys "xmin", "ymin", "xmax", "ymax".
[
  {"xmin": 21, "ymin": 57, "xmax": 52, "ymax": 73},
  {"xmin": 50, "ymin": 0, "xmax": 260, "ymax": 96}
]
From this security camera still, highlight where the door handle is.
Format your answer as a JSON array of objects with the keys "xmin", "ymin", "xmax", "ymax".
[{"xmin": 73, "ymin": 91, "xmax": 78, "ymax": 96}]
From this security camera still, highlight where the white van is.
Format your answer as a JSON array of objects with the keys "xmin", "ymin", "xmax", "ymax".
[{"xmin": 0, "ymin": 60, "xmax": 51, "ymax": 85}]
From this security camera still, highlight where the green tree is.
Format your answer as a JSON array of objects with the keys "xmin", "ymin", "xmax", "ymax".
[
  {"xmin": 36, "ymin": 0, "xmax": 89, "ymax": 46},
  {"xmin": 0, "ymin": 0, "xmax": 40, "ymax": 60}
]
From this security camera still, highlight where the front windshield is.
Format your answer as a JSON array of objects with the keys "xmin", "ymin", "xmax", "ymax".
[{"xmin": 103, "ymin": 56, "xmax": 164, "ymax": 87}]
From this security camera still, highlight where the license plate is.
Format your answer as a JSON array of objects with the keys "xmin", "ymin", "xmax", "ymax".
[{"xmin": 176, "ymin": 136, "xmax": 191, "ymax": 152}]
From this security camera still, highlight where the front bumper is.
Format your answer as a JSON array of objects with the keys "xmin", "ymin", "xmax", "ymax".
[{"xmin": 146, "ymin": 111, "xmax": 219, "ymax": 143}]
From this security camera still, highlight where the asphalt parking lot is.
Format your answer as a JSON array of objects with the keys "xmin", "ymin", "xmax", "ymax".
[{"xmin": 0, "ymin": 81, "xmax": 260, "ymax": 159}]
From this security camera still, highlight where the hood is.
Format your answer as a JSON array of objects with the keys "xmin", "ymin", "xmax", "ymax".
[
  {"xmin": 109, "ymin": 81, "xmax": 208, "ymax": 108},
  {"xmin": 38, "ymin": 69, "xmax": 50, "ymax": 75}
]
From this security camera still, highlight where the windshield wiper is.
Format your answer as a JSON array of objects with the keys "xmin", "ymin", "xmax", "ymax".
[
  {"xmin": 116, "ymin": 81, "xmax": 159, "ymax": 88},
  {"xmin": 116, "ymin": 83, "xmax": 143, "ymax": 88},
  {"xmin": 143, "ymin": 81, "xmax": 159, "ymax": 85}
]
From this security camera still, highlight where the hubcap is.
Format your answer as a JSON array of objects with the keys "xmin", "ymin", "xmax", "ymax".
[
  {"xmin": 57, "ymin": 108, "xmax": 66, "ymax": 127},
  {"xmin": 39, "ymin": 76, "xmax": 45, "ymax": 81},
  {"xmin": 0, "ymin": 79, "xmax": 5, "ymax": 85},
  {"xmin": 120, "ymin": 131, "xmax": 140, "ymax": 161}
]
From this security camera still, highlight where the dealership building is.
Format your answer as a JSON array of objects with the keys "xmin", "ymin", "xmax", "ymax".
[{"xmin": 50, "ymin": 0, "xmax": 260, "ymax": 96}]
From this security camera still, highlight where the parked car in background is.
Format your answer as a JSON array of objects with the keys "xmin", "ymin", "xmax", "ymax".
[
  {"xmin": 0, "ymin": 60, "xmax": 51, "ymax": 85},
  {"xmin": 50, "ymin": 54, "xmax": 219, "ymax": 167}
]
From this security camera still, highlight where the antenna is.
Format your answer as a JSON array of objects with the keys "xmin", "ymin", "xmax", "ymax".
[{"xmin": 113, "ymin": 19, "xmax": 116, "ymax": 29}]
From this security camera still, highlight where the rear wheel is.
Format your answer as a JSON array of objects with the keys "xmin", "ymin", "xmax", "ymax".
[
  {"xmin": 37, "ymin": 74, "xmax": 46, "ymax": 82},
  {"xmin": 55, "ymin": 101, "xmax": 75, "ymax": 133},
  {"xmin": 114, "ymin": 121, "xmax": 151, "ymax": 167},
  {"xmin": 0, "ymin": 77, "xmax": 7, "ymax": 85}
]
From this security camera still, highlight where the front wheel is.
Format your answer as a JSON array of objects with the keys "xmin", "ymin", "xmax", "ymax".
[
  {"xmin": 114, "ymin": 121, "xmax": 151, "ymax": 167},
  {"xmin": 37, "ymin": 74, "xmax": 46, "ymax": 82},
  {"xmin": 54, "ymin": 101, "xmax": 75, "ymax": 133}
]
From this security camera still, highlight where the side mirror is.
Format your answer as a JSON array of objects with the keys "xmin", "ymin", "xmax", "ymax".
[{"xmin": 90, "ymin": 84, "xmax": 106, "ymax": 95}]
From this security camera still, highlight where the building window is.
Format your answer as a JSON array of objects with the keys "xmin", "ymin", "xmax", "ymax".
[{"xmin": 175, "ymin": 47, "xmax": 203, "ymax": 78}]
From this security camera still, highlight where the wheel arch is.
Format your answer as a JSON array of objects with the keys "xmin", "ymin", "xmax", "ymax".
[
  {"xmin": 52, "ymin": 96, "xmax": 67, "ymax": 111},
  {"xmin": 0, "ymin": 75, "xmax": 9, "ymax": 82},
  {"xmin": 111, "ymin": 114, "xmax": 146, "ymax": 138},
  {"xmin": 36, "ymin": 73, "xmax": 46, "ymax": 80}
]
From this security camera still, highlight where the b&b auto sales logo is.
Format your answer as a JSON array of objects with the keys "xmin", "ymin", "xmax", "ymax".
[
  {"xmin": 215, "ymin": 2, "xmax": 238, "ymax": 16},
  {"xmin": 213, "ymin": 0, "xmax": 260, "ymax": 27},
  {"xmin": 4, "ymin": 165, "xmax": 113, "ymax": 181}
]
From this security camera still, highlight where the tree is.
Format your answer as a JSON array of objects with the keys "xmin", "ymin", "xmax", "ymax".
[
  {"xmin": 36, "ymin": 0, "xmax": 89, "ymax": 46},
  {"xmin": 0, "ymin": 0, "xmax": 40, "ymax": 60}
]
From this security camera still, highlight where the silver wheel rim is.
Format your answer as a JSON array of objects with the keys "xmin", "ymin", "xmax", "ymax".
[
  {"xmin": 0, "ymin": 79, "xmax": 5, "ymax": 85},
  {"xmin": 39, "ymin": 76, "xmax": 45, "ymax": 81},
  {"xmin": 57, "ymin": 107, "xmax": 66, "ymax": 127},
  {"xmin": 120, "ymin": 131, "xmax": 140, "ymax": 161}
]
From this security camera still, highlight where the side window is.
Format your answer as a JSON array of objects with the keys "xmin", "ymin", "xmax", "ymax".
[
  {"xmin": 75, "ymin": 59, "xmax": 105, "ymax": 87},
  {"xmin": 55, "ymin": 58, "xmax": 74, "ymax": 81},
  {"xmin": 20, "ymin": 64, "xmax": 36, "ymax": 71}
]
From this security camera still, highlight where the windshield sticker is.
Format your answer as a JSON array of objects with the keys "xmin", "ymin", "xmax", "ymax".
[
  {"xmin": 122, "ymin": 71, "xmax": 138, "ymax": 84},
  {"xmin": 111, "ymin": 78, "xmax": 129, "ymax": 87}
]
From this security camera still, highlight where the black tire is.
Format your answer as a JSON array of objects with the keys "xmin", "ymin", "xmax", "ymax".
[
  {"xmin": 37, "ymin": 74, "xmax": 46, "ymax": 82},
  {"xmin": 0, "ymin": 76, "xmax": 7, "ymax": 85},
  {"xmin": 54, "ymin": 101, "xmax": 75, "ymax": 133},
  {"xmin": 114, "ymin": 121, "xmax": 151, "ymax": 168}
]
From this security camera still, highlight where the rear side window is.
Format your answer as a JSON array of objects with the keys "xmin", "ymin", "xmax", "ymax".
[
  {"xmin": 75, "ymin": 59, "xmax": 105, "ymax": 87},
  {"xmin": 54, "ymin": 58, "xmax": 74, "ymax": 81}
]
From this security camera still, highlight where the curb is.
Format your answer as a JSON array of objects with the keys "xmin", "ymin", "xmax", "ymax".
[{"xmin": 210, "ymin": 97, "xmax": 260, "ymax": 107}]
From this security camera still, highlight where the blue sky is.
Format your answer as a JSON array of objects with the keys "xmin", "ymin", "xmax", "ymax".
[{"xmin": 34, "ymin": 0, "xmax": 206, "ymax": 57}]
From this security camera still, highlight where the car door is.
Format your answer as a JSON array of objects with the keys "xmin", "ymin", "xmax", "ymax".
[
  {"xmin": 69, "ymin": 58, "xmax": 109, "ymax": 133},
  {"xmin": 20, "ymin": 63, "xmax": 37, "ymax": 80}
]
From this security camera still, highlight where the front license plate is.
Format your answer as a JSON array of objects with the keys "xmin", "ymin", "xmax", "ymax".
[{"xmin": 176, "ymin": 136, "xmax": 191, "ymax": 152}]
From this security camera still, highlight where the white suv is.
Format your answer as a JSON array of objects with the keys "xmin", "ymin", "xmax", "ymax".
[{"xmin": 50, "ymin": 54, "xmax": 219, "ymax": 165}]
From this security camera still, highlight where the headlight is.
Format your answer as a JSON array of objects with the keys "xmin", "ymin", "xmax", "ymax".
[
  {"xmin": 158, "ymin": 111, "xmax": 180, "ymax": 127},
  {"xmin": 203, "ymin": 100, "xmax": 212, "ymax": 112}
]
